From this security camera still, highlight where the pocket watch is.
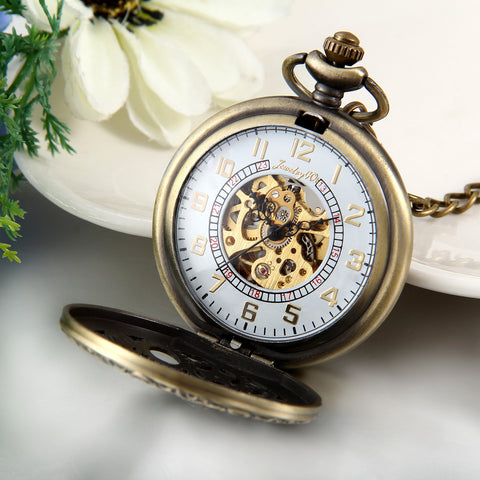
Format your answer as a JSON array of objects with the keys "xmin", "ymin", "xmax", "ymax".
[{"xmin": 61, "ymin": 31, "xmax": 414, "ymax": 424}]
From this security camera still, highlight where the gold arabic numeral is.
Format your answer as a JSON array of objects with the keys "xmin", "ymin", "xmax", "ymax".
[
  {"xmin": 252, "ymin": 137, "xmax": 269, "ymax": 159},
  {"xmin": 191, "ymin": 191, "xmax": 209, "ymax": 212},
  {"xmin": 331, "ymin": 164, "xmax": 342, "ymax": 185},
  {"xmin": 346, "ymin": 250, "xmax": 366, "ymax": 271},
  {"xmin": 290, "ymin": 138, "xmax": 314, "ymax": 162},
  {"xmin": 209, "ymin": 273, "xmax": 226, "ymax": 293},
  {"xmin": 283, "ymin": 304, "xmax": 301, "ymax": 325},
  {"xmin": 215, "ymin": 156, "xmax": 235, "ymax": 178},
  {"xmin": 190, "ymin": 235, "xmax": 207, "ymax": 256},
  {"xmin": 320, "ymin": 287, "xmax": 338, "ymax": 307},
  {"xmin": 241, "ymin": 301, "xmax": 259, "ymax": 322},
  {"xmin": 345, "ymin": 204, "xmax": 366, "ymax": 227}
]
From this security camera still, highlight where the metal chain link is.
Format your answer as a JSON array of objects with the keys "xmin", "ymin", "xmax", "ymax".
[
  {"xmin": 342, "ymin": 103, "xmax": 480, "ymax": 219},
  {"xmin": 409, "ymin": 183, "xmax": 480, "ymax": 218}
]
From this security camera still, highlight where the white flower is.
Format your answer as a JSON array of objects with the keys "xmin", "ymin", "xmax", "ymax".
[{"xmin": 23, "ymin": 0, "xmax": 291, "ymax": 146}]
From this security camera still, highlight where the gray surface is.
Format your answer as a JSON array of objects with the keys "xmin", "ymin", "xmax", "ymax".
[{"xmin": 1, "ymin": 184, "xmax": 480, "ymax": 479}]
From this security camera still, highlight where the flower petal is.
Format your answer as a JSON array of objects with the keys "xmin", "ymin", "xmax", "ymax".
[
  {"xmin": 126, "ymin": 70, "xmax": 193, "ymax": 147},
  {"xmin": 114, "ymin": 22, "xmax": 211, "ymax": 116},
  {"xmin": 149, "ymin": 0, "xmax": 292, "ymax": 30},
  {"xmin": 147, "ymin": 10, "xmax": 263, "ymax": 105},
  {"xmin": 212, "ymin": 36, "xmax": 264, "ymax": 106},
  {"xmin": 62, "ymin": 18, "xmax": 129, "ymax": 120},
  {"xmin": 23, "ymin": 0, "xmax": 92, "ymax": 31},
  {"xmin": 62, "ymin": 30, "xmax": 105, "ymax": 121}
]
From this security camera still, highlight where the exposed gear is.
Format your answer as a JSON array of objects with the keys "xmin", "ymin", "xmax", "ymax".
[
  {"xmin": 260, "ymin": 222, "xmax": 292, "ymax": 249},
  {"xmin": 276, "ymin": 206, "xmax": 291, "ymax": 223},
  {"xmin": 221, "ymin": 174, "xmax": 331, "ymax": 290}
]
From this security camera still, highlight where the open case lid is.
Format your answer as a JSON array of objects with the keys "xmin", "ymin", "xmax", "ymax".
[{"xmin": 60, "ymin": 305, "xmax": 322, "ymax": 424}]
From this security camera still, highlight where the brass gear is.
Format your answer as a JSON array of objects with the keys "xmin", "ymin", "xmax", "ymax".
[
  {"xmin": 260, "ymin": 222, "xmax": 292, "ymax": 249},
  {"xmin": 221, "ymin": 173, "xmax": 331, "ymax": 290}
]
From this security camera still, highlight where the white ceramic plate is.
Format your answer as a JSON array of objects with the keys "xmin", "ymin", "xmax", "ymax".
[{"xmin": 15, "ymin": 0, "xmax": 480, "ymax": 298}]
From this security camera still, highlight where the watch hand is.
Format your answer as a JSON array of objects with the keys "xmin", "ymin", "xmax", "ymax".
[
  {"xmin": 283, "ymin": 216, "xmax": 336, "ymax": 237},
  {"xmin": 301, "ymin": 216, "xmax": 336, "ymax": 230},
  {"xmin": 216, "ymin": 222, "xmax": 293, "ymax": 272}
]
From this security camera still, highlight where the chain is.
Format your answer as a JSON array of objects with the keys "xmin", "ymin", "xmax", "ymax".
[
  {"xmin": 409, "ymin": 183, "xmax": 480, "ymax": 218},
  {"xmin": 342, "ymin": 103, "xmax": 480, "ymax": 219}
]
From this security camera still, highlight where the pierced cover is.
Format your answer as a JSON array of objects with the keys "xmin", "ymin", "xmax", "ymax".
[{"xmin": 60, "ymin": 305, "xmax": 321, "ymax": 424}]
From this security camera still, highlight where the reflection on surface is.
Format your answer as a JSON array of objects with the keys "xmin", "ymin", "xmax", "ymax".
[{"xmin": 412, "ymin": 209, "xmax": 480, "ymax": 275}]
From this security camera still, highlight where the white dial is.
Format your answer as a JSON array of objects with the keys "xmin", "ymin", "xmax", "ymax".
[{"xmin": 174, "ymin": 125, "xmax": 376, "ymax": 343}]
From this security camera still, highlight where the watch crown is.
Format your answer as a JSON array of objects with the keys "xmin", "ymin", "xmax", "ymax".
[{"xmin": 323, "ymin": 31, "xmax": 364, "ymax": 67}]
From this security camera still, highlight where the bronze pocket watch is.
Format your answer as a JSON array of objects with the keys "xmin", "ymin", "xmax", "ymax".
[{"xmin": 61, "ymin": 32, "xmax": 455, "ymax": 424}]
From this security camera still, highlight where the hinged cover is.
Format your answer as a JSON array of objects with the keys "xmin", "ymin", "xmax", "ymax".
[{"xmin": 60, "ymin": 304, "xmax": 322, "ymax": 424}]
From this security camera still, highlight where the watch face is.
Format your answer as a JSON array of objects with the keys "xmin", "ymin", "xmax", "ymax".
[{"xmin": 173, "ymin": 124, "xmax": 377, "ymax": 343}]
